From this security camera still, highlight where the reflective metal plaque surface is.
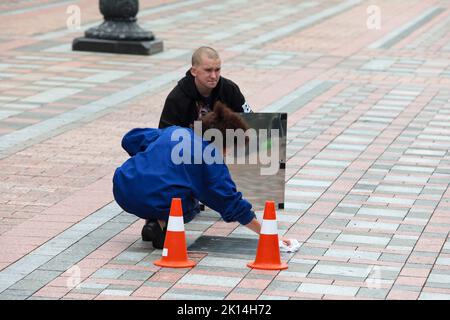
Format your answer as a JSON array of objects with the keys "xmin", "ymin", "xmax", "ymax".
[{"xmin": 227, "ymin": 113, "xmax": 287, "ymax": 211}]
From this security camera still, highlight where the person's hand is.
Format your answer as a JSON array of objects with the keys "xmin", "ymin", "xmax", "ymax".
[{"xmin": 281, "ymin": 237, "xmax": 291, "ymax": 246}]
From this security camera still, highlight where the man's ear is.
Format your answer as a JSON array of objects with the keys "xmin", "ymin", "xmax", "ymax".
[{"xmin": 190, "ymin": 66, "xmax": 197, "ymax": 77}]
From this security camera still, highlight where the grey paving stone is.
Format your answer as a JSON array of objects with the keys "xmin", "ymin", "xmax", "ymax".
[
  {"xmin": 232, "ymin": 287, "xmax": 262, "ymax": 295},
  {"xmin": 348, "ymin": 220, "xmax": 399, "ymax": 231},
  {"xmin": 62, "ymin": 246, "xmax": 99, "ymax": 258},
  {"xmin": 91, "ymin": 268, "xmax": 127, "ymax": 280},
  {"xmin": 75, "ymin": 237, "xmax": 108, "ymax": 248},
  {"xmin": 357, "ymin": 207, "xmax": 408, "ymax": 218},
  {"xmin": 388, "ymin": 238, "xmax": 417, "ymax": 247},
  {"xmin": 374, "ymin": 271, "xmax": 401, "ymax": 281},
  {"xmin": 427, "ymin": 273, "xmax": 450, "ymax": 284},
  {"xmin": 97, "ymin": 221, "xmax": 132, "ymax": 232},
  {"xmin": 284, "ymin": 202, "xmax": 312, "ymax": 210},
  {"xmin": 5, "ymin": 284, "xmax": 40, "ymax": 296},
  {"xmin": 113, "ymin": 260, "xmax": 141, "ymax": 266},
  {"xmin": 37, "ymin": 260, "xmax": 75, "ymax": 272},
  {"xmin": 397, "ymin": 224, "xmax": 424, "ymax": 233},
  {"xmin": 411, "ymin": 251, "xmax": 439, "ymax": 258},
  {"xmin": 335, "ymin": 234, "xmax": 391, "ymax": 246},
  {"xmin": 134, "ymin": 253, "xmax": 161, "ymax": 265},
  {"xmin": 198, "ymin": 256, "xmax": 249, "ymax": 269},
  {"xmin": 27, "ymin": 296, "xmax": 56, "ymax": 300},
  {"xmin": 436, "ymin": 257, "xmax": 450, "ymax": 265},
  {"xmin": 161, "ymin": 292, "xmax": 224, "ymax": 300},
  {"xmin": 114, "ymin": 251, "xmax": 148, "ymax": 263},
  {"xmin": 297, "ymin": 246, "xmax": 327, "ymax": 256},
  {"xmin": 325, "ymin": 249, "xmax": 381, "ymax": 261},
  {"xmin": 71, "ymin": 287, "xmax": 104, "ymax": 295},
  {"xmin": 119, "ymin": 270, "xmax": 154, "ymax": 281},
  {"xmin": 311, "ymin": 263, "xmax": 371, "ymax": 278},
  {"xmin": 357, "ymin": 288, "xmax": 390, "ymax": 299},
  {"xmin": 309, "ymin": 232, "xmax": 340, "ymax": 242},
  {"xmin": 196, "ymin": 263, "xmax": 249, "ymax": 275},
  {"xmin": 267, "ymin": 281, "xmax": 300, "ymax": 292},
  {"xmin": 86, "ymin": 228, "xmax": 124, "ymax": 239},
  {"xmin": 107, "ymin": 284, "xmax": 140, "ymax": 291},
  {"xmin": 164, "ymin": 288, "xmax": 228, "ymax": 299},
  {"xmin": 259, "ymin": 295, "xmax": 290, "ymax": 300},
  {"xmin": 288, "ymin": 178, "xmax": 333, "ymax": 188},
  {"xmin": 420, "ymin": 231, "xmax": 448, "ymax": 238},
  {"xmin": 322, "ymin": 218, "xmax": 350, "ymax": 228},
  {"xmin": 100, "ymin": 289, "xmax": 133, "ymax": 297},
  {"xmin": 109, "ymin": 214, "xmax": 139, "ymax": 224},
  {"xmin": 78, "ymin": 282, "xmax": 109, "ymax": 290},
  {"xmin": 179, "ymin": 274, "xmax": 241, "ymax": 288},
  {"xmin": 391, "ymin": 285, "xmax": 422, "ymax": 292},
  {"xmin": 367, "ymin": 196, "xmax": 415, "ymax": 206},
  {"xmin": 143, "ymin": 281, "xmax": 172, "ymax": 288},
  {"xmin": 185, "ymin": 222, "xmax": 211, "ymax": 232},
  {"xmin": 403, "ymin": 263, "xmax": 433, "ymax": 270},
  {"xmin": 361, "ymin": 59, "xmax": 395, "ymax": 71},
  {"xmin": 376, "ymin": 185, "xmax": 423, "ymax": 194},
  {"xmin": 297, "ymin": 283, "xmax": 359, "ymax": 296},
  {"xmin": 306, "ymin": 272, "xmax": 366, "ymax": 282},
  {"xmin": 379, "ymin": 253, "xmax": 408, "ymax": 263},
  {"xmin": 354, "ymin": 184, "xmax": 377, "ymax": 191},
  {"xmin": 419, "ymin": 292, "xmax": 450, "ymax": 300},
  {"xmin": 0, "ymin": 289, "xmax": 33, "ymax": 300},
  {"xmin": 23, "ymin": 88, "xmax": 82, "ymax": 103}
]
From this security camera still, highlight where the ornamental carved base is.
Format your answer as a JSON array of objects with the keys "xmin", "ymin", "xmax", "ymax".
[
  {"xmin": 85, "ymin": 19, "xmax": 154, "ymax": 41},
  {"xmin": 72, "ymin": 37, "xmax": 163, "ymax": 56},
  {"xmin": 72, "ymin": 0, "xmax": 163, "ymax": 55}
]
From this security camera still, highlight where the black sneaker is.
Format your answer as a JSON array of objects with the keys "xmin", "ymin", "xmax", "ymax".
[{"xmin": 141, "ymin": 220, "xmax": 166, "ymax": 249}]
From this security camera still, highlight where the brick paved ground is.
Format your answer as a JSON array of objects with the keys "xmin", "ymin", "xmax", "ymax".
[{"xmin": 0, "ymin": 0, "xmax": 449, "ymax": 300}]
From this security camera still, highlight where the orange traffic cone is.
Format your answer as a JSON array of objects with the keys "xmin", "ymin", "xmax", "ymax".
[
  {"xmin": 154, "ymin": 198, "xmax": 196, "ymax": 268},
  {"xmin": 248, "ymin": 201, "xmax": 288, "ymax": 270}
]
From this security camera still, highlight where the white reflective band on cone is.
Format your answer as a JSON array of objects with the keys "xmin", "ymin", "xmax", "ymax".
[
  {"xmin": 260, "ymin": 219, "xmax": 278, "ymax": 235},
  {"xmin": 167, "ymin": 216, "xmax": 184, "ymax": 232},
  {"xmin": 162, "ymin": 248, "xmax": 168, "ymax": 257}
]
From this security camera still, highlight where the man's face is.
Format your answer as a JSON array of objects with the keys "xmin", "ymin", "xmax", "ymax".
[{"xmin": 191, "ymin": 55, "xmax": 221, "ymax": 92}]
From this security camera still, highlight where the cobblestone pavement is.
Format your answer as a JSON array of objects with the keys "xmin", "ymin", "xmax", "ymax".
[{"xmin": 0, "ymin": 0, "xmax": 449, "ymax": 300}]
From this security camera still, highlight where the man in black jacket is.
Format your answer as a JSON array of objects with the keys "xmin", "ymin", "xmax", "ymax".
[{"xmin": 158, "ymin": 46, "xmax": 252, "ymax": 129}]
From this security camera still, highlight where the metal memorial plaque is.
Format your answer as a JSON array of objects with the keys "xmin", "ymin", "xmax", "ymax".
[
  {"xmin": 188, "ymin": 236, "xmax": 258, "ymax": 256},
  {"xmin": 227, "ymin": 113, "xmax": 287, "ymax": 211}
]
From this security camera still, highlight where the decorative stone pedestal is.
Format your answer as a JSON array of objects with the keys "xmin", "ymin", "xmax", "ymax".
[{"xmin": 72, "ymin": 0, "xmax": 163, "ymax": 55}]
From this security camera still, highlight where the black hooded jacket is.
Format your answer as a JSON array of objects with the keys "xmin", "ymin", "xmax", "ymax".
[{"xmin": 158, "ymin": 70, "xmax": 251, "ymax": 128}]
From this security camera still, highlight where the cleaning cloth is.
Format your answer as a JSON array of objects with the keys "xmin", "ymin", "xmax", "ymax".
[{"xmin": 279, "ymin": 239, "xmax": 301, "ymax": 253}]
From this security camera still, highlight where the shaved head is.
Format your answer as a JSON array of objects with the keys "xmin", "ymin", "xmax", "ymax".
[{"xmin": 191, "ymin": 46, "xmax": 220, "ymax": 66}]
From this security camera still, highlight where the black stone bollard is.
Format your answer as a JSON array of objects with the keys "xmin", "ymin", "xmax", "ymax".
[{"xmin": 72, "ymin": 0, "xmax": 163, "ymax": 55}]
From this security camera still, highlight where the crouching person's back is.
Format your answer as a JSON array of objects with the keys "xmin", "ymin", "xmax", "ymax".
[
  {"xmin": 113, "ymin": 102, "xmax": 286, "ymax": 250},
  {"xmin": 113, "ymin": 126, "xmax": 203, "ymax": 223}
]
